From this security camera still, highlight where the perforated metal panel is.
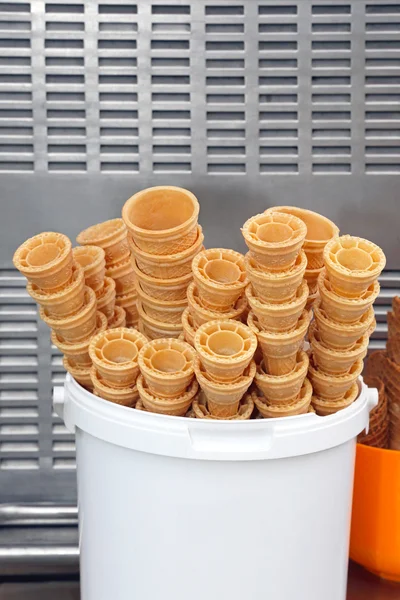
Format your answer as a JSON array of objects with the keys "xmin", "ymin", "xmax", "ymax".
[{"xmin": 0, "ymin": 0, "xmax": 399, "ymax": 502}]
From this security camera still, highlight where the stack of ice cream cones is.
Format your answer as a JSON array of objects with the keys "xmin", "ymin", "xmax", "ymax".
[
  {"xmin": 89, "ymin": 327, "xmax": 147, "ymax": 406},
  {"xmin": 122, "ymin": 186, "xmax": 203, "ymax": 339},
  {"xmin": 13, "ymin": 232, "xmax": 107, "ymax": 390},
  {"xmin": 310, "ymin": 235, "xmax": 385, "ymax": 416},
  {"xmin": 242, "ymin": 211, "xmax": 312, "ymax": 418},
  {"xmin": 193, "ymin": 319, "xmax": 257, "ymax": 419}
]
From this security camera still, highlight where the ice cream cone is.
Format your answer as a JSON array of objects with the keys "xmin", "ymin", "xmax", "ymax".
[
  {"xmin": 51, "ymin": 311, "xmax": 108, "ymax": 365},
  {"xmin": 182, "ymin": 307, "xmax": 197, "ymax": 346},
  {"xmin": 314, "ymin": 298, "xmax": 374, "ymax": 349},
  {"xmin": 383, "ymin": 357, "xmax": 400, "ymax": 399},
  {"xmin": 312, "ymin": 382, "xmax": 359, "ymax": 416},
  {"xmin": 40, "ymin": 286, "xmax": 97, "ymax": 342},
  {"xmin": 194, "ymin": 356, "xmax": 256, "ymax": 417},
  {"xmin": 63, "ymin": 357, "xmax": 93, "ymax": 390},
  {"xmin": 362, "ymin": 376, "xmax": 387, "ymax": 428},
  {"xmin": 318, "ymin": 270, "xmax": 379, "ymax": 324},
  {"xmin": 73, "ymin": 245, "xmax": 106, "ymax": 292},
  {"xmin": 122, "ymin": 186, "xmax": 200, "ymax": 255},
  {"xmin": 252, "ymin": 378, "xmax": 313, "ymax": 418},
  {"xmin": 244, "ymin": 250, "xmax": 307, "ymax": 304},
  {"xmin": 254, "ymin": 351, "xmax": 309, "ymax": 405},
  {"xmin": 265, "ymin": 206, "xmax": 339, "ymax": 269},
  {"xmin": 137, "ymin": 301, "xmax": 183, "ymax": 339},
  {"xmin": 306, "ymin": 291, "xmax": 318, "ymax": 312},
  {"xmin": 308, "ymin": 356, "xmax": 363, "ymax": 401},
  {"xmin": 108, "ymin": 305, "xmax": 126, "ymax": 329},
  {"xmin": 89, "ymin": 327, "xmax": 147, "ymax": 388},
  {"xmin": 132, "ymin": 257, "xmax": 192, "ymax": 301},
  {"xmin": 27, "ymin": 262, "xmax": 85, "ymax": 318},
  {"xmin": 130, "ymin": 225, "xmax": 204, "ymax": 279},
  {"xmin": 96, "ymin": 276, "xmax": 116, "ymax": 320},
  {"xmin": 388, "ymin": 311, "xmax": 400, "ymax": 340},
  {"xmin": 136, "ymin": 282, "xmax": 187, "ymax": 325},
  {"xmin": 304, "ymin": 266, "xmax": 324, "ymax": 295},
  {"xmin": 309, "ymin": 322, "xmax": 368, "ymax": 375},
  {"xmin": 192, "ymin": 391, "xmax": 254, "ymax": 420},
  {"xmin": 187, "ymin": 282, "xmax": 247, "ymax": 328},
  {"xmin": 13, "ymin": 232, "xmax": 73, "ymax": 290},
  {"xmin": 323, "ymin": 235, "xmax": 386, "ymax": 298},
  {"xmin": 91, "ymin": 367, "xmax": 138, "ymax": 407},
  {"xmin": 194, "ymin": 319, "xmax": 257, "ymax": 382},
  {"xmin": 364, "ymin": 350, "xmax": 388, "ymax": 382},
  {"xmin": 245, "ymin": 280, "xmax": 308, "ymax": 332},
  {"xmin": 136, "ymin": 373, "xmax": 198, "ymax": 416},
  {"xmin": 77, "ymin": 218, "xmax": 129, "ymax": 266},
  {"xmin": 106, "ymin": 257, "xmax": 136, "ymax": 296},
  {"xmin": 242, "ymin": 212, "xmax": 307, "ymax": 271},
  {"xmin": 247, "ymin": 309, "xmax": 310, "ymax": 376},
  {"xmin": 191, "ymin": 248, "xmax": 247, "ymax": 311},
  {"xmin": 138, "ymin": 337, "xmax": 195, "ymax": 398},
  {"xmin": 115, "ymin": 288, "xmax": 138, "ymax": 324},
  {"xmin": 387, "ymin": 334, "xmax": 400, "ymax": 365},
  {"xmin": 393, "ymin": 296, "xmax": 400, "ymax": 320}
]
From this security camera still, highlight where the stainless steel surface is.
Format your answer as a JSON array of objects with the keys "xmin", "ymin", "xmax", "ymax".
[{"xmin": 0, "ymin": 504, "xmax": 77, "ymax": 526}]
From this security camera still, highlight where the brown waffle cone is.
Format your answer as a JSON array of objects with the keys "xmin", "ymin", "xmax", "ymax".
[
  {"xmin": 309, "ymin": 321, "xmax": 368, "ymax": 375},
  {"xmin": 393, "ymin": 296, "xmax": 400, "ymax": 320},
  {"xmin": 115, "ymin": 288, "xmax": 138, "ymax": 324},
  {"xmin": 89, "ymin": 327, "xmax": 147, "ymax": 388},
  {"xmin": 27, "ymin": 262, "xmax": 85, "ymax": 318},
  {"xmin": 306, "ymin": 291, "xmax": 319, "ymax": 312},
  {"xmin": 137, "ymin": 301, "xmax": 183, "ymax": 339},
  {"xmin": 108, "ymin": 306, "xmax": 126, "ymax": 329},
  {"xmin": 137, "ymin": 373, "xmax": 198, "ymax": 416},
  {"xmin": 187, "ymin": 282, "xmax": 247, "ymax": 328},
  {"xmin": 63, "ymin": 357, "xmax": 93, "ymax": 391},
  {"xmin": 40, "ymin": 286, "xmax": 97, "ymax": 342},
  {"xmin": 364, "ymin": 350, "xmax": 388, "ymax": 382},
  {"xmin": 255, "ymin": 351, "xmax": 309, "ymax": 405},
  {"xmin": 77, "ymin": 218, "xmax": 129, "ymax": 266},
  {"xmin": 106, "ymin": 257, "xmax": 136, "ymax": 296},
  {"xmin": 252, "ymin": 378, "xmax": 313, "ymax": 418},
  {"xmin": 122, "ymin": 186, "xmax": 199, "ymax": 255},
  {"xmin": 245, "ymin": 280, "xmax": 308, "ymax": 332},
  {"xmin": 318, "ymin": 270, "xmax": 379, "ymax": 324},
  {"xmin": 242, "ymin": 211, "xmax": 307, "ymax": 271},
  {"xmin": 73, "ymin": 245, "xmax": 106, "ymax": 292},
  {"xmin": 314, "ymin": 298, "xmax": 374, "ymax": 350},
  {"xmin": 312, "ymin": 382, "xmax": 359, "ymax": 416},
  {"xmin": 181, "ymin": 307, "xmax": 197, "ymax": 346},
  {"xmin": 136, "ymin": 281, "xmax": 187, "ymax": 325},
  {"xmin": 96, "ymin": 276, "xmax": 116, "ymax": 320},
  {"xmin": 14, "ymin": 232, "xmax": 73, "ymax": 291},
  {"xmin": 51, "ymin": 311, "xmax": 107, "ymax": 366},
  {"xmin": 132, "ymin": 257, "xmax": 192, "ymax": 301},
  {"xmin": 192, "ymin": 391, "xmax": 254, "ymax": 420},
  {"xmin": 388, "ymin": 311, "xmax": 400, "ymax": 340},
  {"xmin": 323, "ymin": 235, "xmax": 386, "ymax": 298},
  {"xmin": 247, "ymin": 309, "xmax": 310, "ymax": 376},
  {"xmin": 308, "ymin": 355, "xmax": 363, "ymax": 401},
  {"xmin": 91, "ymin": 367, "xmax": 139, "ymax": 407},
  {"xmin": 304, "ymin": 266, "xmax": 324, "ymax": 295},
  {"xmin": 387, "ymin": 334, "xmax": 400, "ymax": 365}
]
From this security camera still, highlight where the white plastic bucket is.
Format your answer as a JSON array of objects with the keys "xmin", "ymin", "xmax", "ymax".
[{"xmin": 55, "ymin": 375, "xmax": 377, "ymax": 600}]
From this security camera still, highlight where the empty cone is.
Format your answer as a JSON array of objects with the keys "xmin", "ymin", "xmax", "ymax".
[
  {"xmin": 51, "ymin": 311, "xmax": 108, "ymax": 366},
  {"xmin": 91, "ymin": 367, "xmax": 138, "ymax": 407},
  {"xmin": 318, "ymin": 270, "xmax": 379, "ymax": 324},
  {"xmin": 245, "ymin": 280, "xmax": 308, "ymax": 332},
  {"xmin": 247, "ymin": 309, "xmax": 310, "ymax": 376},
  {"xmin": 364, "ymin": 350, "xmax": 388, "ymax": 382},
  {"xmin": 73, "ymin": 245, "xmax": 106, "ymax": 292},
  {"xmin": 182, "ymin": 307, "xmax": 197, "ymax": 346},
  {"xmin": 136, "ymin": 282, "xmax": 187, "ymax": 324},
  {"xmin": 393, "ymin": 296, "xmax": 400, "ymax": 320},
  {"xmin": 387, "ymin": 334, "xmax": 400, "ymax": 365},
  {"xmin": 323, "ymin": 235, "xmax": 386, "ymax": 298},
  {"xmin": 192, "ymin": 392, "xmax": 254, "ymax": 420},
  {"xmin": 77, "ymin": 219, "xmax": 129, "ymax": 266},
  {"xmin": 13, "ymin": 232, "xmax": 73, "ymax": 291},
  {"xmin": 194, "ymin": 319, "xmax": 257, "ymax": 382},
  {"xmin": 187, "ymin": 282, "xmax": 247, "ymax": 328},
  {"xmin": 89, "ymin": 327, "xmax": 147, "ymax": 388},
  {"xmin": 96, "ymin": 276, "xmax": 116, "ymax": 320},
  {"xmin": 309, "ymin": 322, "xmax": 368, "ymax": 375},
  {"xmin": 63, "ymin": 357, "xmax": 93, "ymax": 390},
  {"xmin": 312, "ymin": 382, "xmax": 359, "ymax": 416},
  {"xmin": 306, "ymin": 291, "xmax": 318, "ymax": 312},
  {"xmin": 308, "ymin": 356, "xmax": 363, "ymax": 401},
  {"xmin": 116, "ymin": 288, "xmax": 138, "ymax": 325},
  {"xmin": 242, "ymin": 212, "xmax": 307, "ymax": 271},
  {"xmin": 138, "ymin": 301, "xmax": 183, "ymax": 339},
  {"xmin": 137, "ymin": 373, "xmax": 198, "ymax": 416},
  {"xmin": 304, "ymin": 266, "xmax": 324, "ymax": 295},
  {"xmin": 314, "ymin": 298, "xmax": 374, "ymax": 349},
  {"xmin": 388, "ymin": 311, "xmax": 400, "ymax": 340},
  {"xmin": 132, "ymin": 257, "xmax": 192, "ymax": 301},
  {"xmin": 108, "ymin": 306, "xmax": 126, "ymax": 329},
  {"xmin": 194, "ymin": 356, "xmax": 256, "ymax": 418},
  {"xmin": 254, "ymin": 351, "xmax": 309, "ymax": 405},
  {"xmin": 27, "ymin": 262, "xmax": 85, "ymax": 318},
  {"xmin": 106, "ymin": 257, "xmax": 136, "ymax": 296},
  {"xmin": 40, "ymin": 286, "xmax": 97, "ymax": 342},
  {"xmin": 252, "ymin": 378, "xmax": 313, "ymax": 418}
]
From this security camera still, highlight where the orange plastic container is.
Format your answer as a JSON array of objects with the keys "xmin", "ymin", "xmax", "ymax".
[{"xmin": 350, "ymin": 443, "xmax": 400, "ymax": 582}]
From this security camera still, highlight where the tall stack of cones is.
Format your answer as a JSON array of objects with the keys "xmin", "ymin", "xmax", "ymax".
[
  {"xmin": 122, "ymin": 186, "xmax": 203, "ymax": 340},
  {"xmin": 241, "ymin": 211, "xmax": 312, "ymax": 418},
  {"xmin": 13, "ymin": 232, "xmax": 107, "ymax": 391},
  {"xmin": 310, "ymin": 235, "xmax": 385, "ymax": 416}
]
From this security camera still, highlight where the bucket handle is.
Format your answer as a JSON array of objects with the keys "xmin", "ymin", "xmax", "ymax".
[{"xmin": 364, "ymin": 384, "xmax": 379, "ymax": 435}]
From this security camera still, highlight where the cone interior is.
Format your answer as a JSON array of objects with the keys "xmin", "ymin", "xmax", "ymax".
[
  {"xmin": 74, "ymin": 246, "xmax": 104, "ymax": 269},
  {"xmin": 336, "ymin": 248, "xmax": 372, "ymax": 271},
  {"xmin": 126, "ymin": 188, "xmax": 196, "ymax": 232},
  {"xmin": 257, "ymin": 222, "xmax": 293, "ymax": 244},
  {"xmin": 205, "ymin": 259, "xmax": 241, "ymax": 284},
  {"xmin": 150, "ymin": 349, "xmax": 186, "ymax": 373},
  {"xmin": 27, "ymin": 243, "xmax": 61, "ymax": 267},
  {"xmin": 207, "ymin": 330, "xmax": 244, "ymax": 357},
  {"xmin": 325, "ymin": 236, "xmax": 385, "ymax": 274},
  {"xmin": 102, "ymin": 339, "xmax": 138, "ymax": 364},
  {"xmin": 268, "ymin": 206, "xmax": 337, "ymax": 243}
]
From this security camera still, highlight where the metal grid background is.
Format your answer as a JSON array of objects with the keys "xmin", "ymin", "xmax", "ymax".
[{"xmin": 0, "ymin": 0, "xmax": 399, "ymax": 502}]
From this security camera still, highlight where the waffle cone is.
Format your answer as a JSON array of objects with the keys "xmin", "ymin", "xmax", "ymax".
[
  {"xmin": 387, "ymin": 334, "xmax": 400, "ymax": 365},
  {"xmin": 91, "ymin": 367, "xmax": 139, "ymax": 407},
  {"xmin": 393, "ymin": 296, "xmax": 400, "ymax": 320},
  {"xmin": 309, "ymin": 322, "xmax": 368, "ymax": 375},
  {"xmin": 115, "ymin": 289, "xmax": 138, "ymax": 324},
  {"xmin": 255, "ymin": 351, "xmax": 309, "ymax": 404},
  {"xmin": 40, "ymin": 286, "xmax": 97, "ymax": 342},
  {"xmin": 51, "ymin": 311, "xmax": 108, "ymax": 366},
  {"xmin": 106, "ymin": 257, "xmax": 136, "ymax": 296},
  {"xmin": 187, "ymin": 282, "xmax": 247, "ymax": 328},
  {"xmin": 245, "ymin": 280, "xmax": 308, "ymax": 332},
  {"xmin": 122, "ymin": 186, "xmax": 199, "ymax": 255},
  {"xmin": 383, "ymin": 357, "xmax": 400, "ymax": 400},
  {"xmin": 132, "ymin": 257, "xmax": 192, "ymax": 301},
  {"xmin": 388, "ymin": 311, "xmax": 400, "ymax": 340},
  {"xmin": 77, "ymin": 219, "xmax": 129, "ymax": 266},
  {"xmin": 318, "ymin": 270, "xmax": 379, "ymax": 324},
  {"xmin": 191, "ymin": 248, "xmax": 247, "ymax": 311},
  {"xmin": 96, "ymin": 276, "xmax": 116, "ymax": 320},
  {"xmin": 308, "ymin": 356, "xmax": 363, "ymax": 400},
  {"xmin": 304, "ymin": 266, "xmax": 324, "ymax": 295},
  {"xmin": 323, "ymin": 235, "xmax": 386, "ymax": 298},
  {"xmin": 14, "ymin": 232, "xmax": 73, "ymax": 291},
  {"xmin": 247, "ymin": 309, "xmax": 310, "ymax": 376},
  {"xmin": 182, "ymin": 307, "xmax": 197, "ymax": 346},
  {"xmin": 73, "ymin": 245, "xmax": 106, "ymax": 292},
  {"xmin": 252, "ymin": 378, "xmax": 313, "ymax": 418},
  {"xmin": 314, "ymin": 298, "xmax": 374, "ymax": 349},
  {"xmin": 130, "ymin": 226, "xmax": 204, "ymax": 279},
  {"xmin": 192, "ymin": 391, "xmax": 254, "ymax": 420},
  {"xmin": 312, "ymin": 382, "xmax": 359, "ymax": 416},
  {"xmin": 364, "ymin": 350, "xmax": 388, "ymax": 382},
  {"xmin": 27, "ymin": 262, "xmax": 85, "ymax": 318},
  {"xmin": 306, "ymin": 291, "xmax": 318, "ymax": 312},
  {"xmin": 242, "ymin": 212, "xmax": 307, "ymax": 271},
  {"xmin": 136, "ymin": 282, "xmax": 187, "ymax": 324},
  {"xmin": 194, "ymin": 319, "xmax": 257, "ymax": 383},
  {"xmin": 137, "ymin": 374, "xmax": 198, "ymax": 416},
  {"xmin": 244, "ymin": 251, "xmax": 307, "ymax": 303},
  {"xmin": 63, "ymin": 357, "xmax": 93, "ymax": 390},
  {"xmin": 89, "ymin": 327, "xmax": 147, "ymax": 388},
  {"xmin": 108, "ymin": 306, "xmax": 126, "ymax": 329},
  {"xmin": 137, "ymin": 301, "xmax": 183, "ymax": 339}
]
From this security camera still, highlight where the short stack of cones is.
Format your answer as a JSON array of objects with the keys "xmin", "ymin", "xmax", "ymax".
[
  {"xmin": 122, "ymin": 186, "xmax": 203, "ymax": 339},
  {"xmin": 89, "ymin": 327, "xmax": 147, "ymax": 407},
  {"xmin": 13, "ymin": 232, "xmax": 106, "ymax": 390},
  {"xmin": 241, "ymin": 211, "xmax": 312, "ymax": 418},
  {"xmin": 193, "ymin": 319, "xmax": 257, "ymax": 419},
  {"xmin": 310, "ymin": 235, "xmax": 386, "ymax": 416}
]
